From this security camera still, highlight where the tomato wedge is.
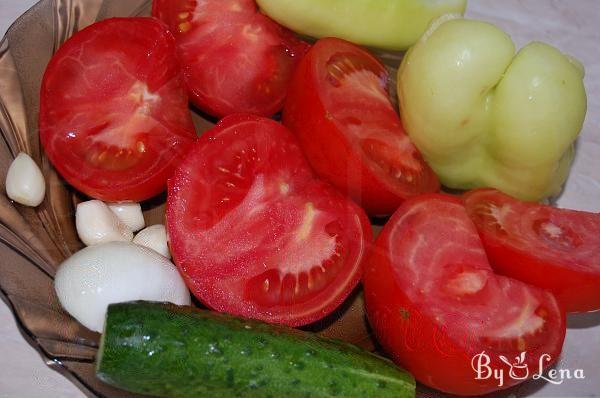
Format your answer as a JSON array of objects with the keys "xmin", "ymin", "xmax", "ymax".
[
  {"xmin": 166, "ymin": 114, "xmax": 371, "ymax": 326},
  {"xmin": 464, "ymin": 188, "xmax": 600, "ymax": 313},
  {"xmin": 363, "ymin": 194, "xmax": 565, "ymax": 395},
  {"xmin": 40, "ymin": 17, "xmax": 196, "ymax": 201},
  {"xmin": 152, "ymin": 0, "xmax": 309, "ymax": 118},
  {"xmin": 282, "ymin": 38, "xmax": 439, "ymax": 216}
]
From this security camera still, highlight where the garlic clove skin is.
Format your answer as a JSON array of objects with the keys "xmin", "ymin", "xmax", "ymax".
[
  {"xmin": 133, "ymin": 224, "xmax": 171, "ymax": 258},
  {"xmin": 54, "ymin": 241, "xmax": 190, "ymax": 332},
  {"xmin": 5, "ymin": 152, "xmax": 46, "ymax": 207},
  {"xmin": 76, "ymin": 200, "xmax": 133, "ymax": 246},
  {"xmin": 107, "ymin": 202, "xmax": 145, "ymax": 232}
]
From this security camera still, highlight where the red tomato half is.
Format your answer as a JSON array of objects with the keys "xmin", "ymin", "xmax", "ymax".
[
  {"xmin": 166, "ymin": 114, "xmax": 371, "ymax": 326},
  {"xmin": 464, "ymin": 188, "xmax": 600, "ymax": 313},
  {"xmin": 363, "ymin": 194, "xmax": 565, "ymax": 396},
  {"xmin": 283, "ymin": 38, "xmax": 439, "ymax": 216},
  {"xmin": 40, "ymin": 18, "xmax": 196, "ymax": 201},
  {"xmin": 152, "ymin": 0, "xmax": 309, "ymax": 118}
]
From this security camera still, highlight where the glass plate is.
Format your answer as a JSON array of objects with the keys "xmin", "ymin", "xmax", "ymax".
[
  {"xmin": 0, "ymin": 1, "xmax": 375, "ymax": 396},
  {"xmin": 0, "ymin": 1, "xmax": 597, "ymax": 397}
]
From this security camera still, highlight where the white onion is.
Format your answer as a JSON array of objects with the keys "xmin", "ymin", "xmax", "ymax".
[
  {"xmin": 54, "ymin": 241, "xmax": 190, "ymax": 332},
  {"xmin": 5, "ymin": 152, "xmax": 46, "ymax": 207},
  {"xmin": 133, "ymin": 224, "xmax": 170, "ymax": 258},
  {"xmin": 107, "ymin": 202, "xmax": 145, "ymax": 232},
  {"xmin": 76, "ymin": 200, "xmax": 133, "ymax": 246}
]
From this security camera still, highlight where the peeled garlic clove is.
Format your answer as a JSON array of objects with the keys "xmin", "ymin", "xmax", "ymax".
[
  {"xmin": 133, "ymin": 224, "xmax": 170, "ymax": 258},
  {"xmin": 54, "ymin": 241, "xmax": 190, "ymax": 332},
  {"xmin": 76, "ymin": 200, "xmax": 133, "ymax": 246},
  {"xmin": 5, "ymin": 152, "xmax": 46, "ymax": 207},
  {"xmin": 107, "ymin": 202, "xmax": 145, "ymax": 232}
]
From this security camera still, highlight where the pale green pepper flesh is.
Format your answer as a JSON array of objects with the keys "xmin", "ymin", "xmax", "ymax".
[
  {"xmin": 256, "ymin": 0, "xmax": 466, "ymax": 51},
  {"xmin": 398, "ymin": 17, "xmax": 587, "ymax": 201}
]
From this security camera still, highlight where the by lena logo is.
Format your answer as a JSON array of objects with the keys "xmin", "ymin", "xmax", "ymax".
[{"xmin": 471, "ymin": 351, "xmax": 585, "ymax": 387}]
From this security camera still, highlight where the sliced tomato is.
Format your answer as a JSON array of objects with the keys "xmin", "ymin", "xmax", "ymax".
[
  {"xmin": 166, "ymin": 114, "xmax": 371, "ymax": 326},
  {"xmin": 152, "ymin": 0, "xmax": 309, "ymax": 118},
  {"xmin": 40, "ymin": 17, "xmax": 196, "ymax": 201},
  {"xmin": 464, "ymin": 188, "xmax": 600, "ymax": 313},
  {"xmin": 363, "ymin": 194, "xmax": 565, "ymax": 395},
  {"xmin": 282, "ymin": 38, "xmax": 439, "ymax": 216}
]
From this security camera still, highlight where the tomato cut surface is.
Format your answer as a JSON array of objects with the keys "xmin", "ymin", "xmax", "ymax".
[
  {"xmin": 283, "ymin": 38, "xmax": 439, "ymax": 216},
  {"xmin": 40, "ymin": 17, "xmax": 196, "ymax": 201},
  {"xmin": 152, "ymin": 0, "xmax": 309, "ymax": 118},
  {"xmin": 166, "ymin": 114, "xmax": 371, "ymax": 326},
  {"xmin": 363, "ymin": 194, "xmax": 565, "ymax": 395},
  {"xmin": 464, "ymin": 188, "xmax": 600, "ymax": 313}
]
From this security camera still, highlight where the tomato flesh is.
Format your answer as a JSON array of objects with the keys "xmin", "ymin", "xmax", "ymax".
[
  {"xmin": 363, "ymin": 194, "xmax": 565, "ymax": 395},
  {"xmin": 283, "ymin": 38, "xmax": 439, "ymax": 216},
  {"xmin": 40, "ymin": 17, "xmax": 196, "ymax": 201},
  {"xmin": 464, "ymin": 188, "xmax": 600, "ymax": 313},
  {"xmin": 167, "ymin": 114, "xmax": 371, "ymax": 326},
  {"xmin": 152, "ymin": 0, "xmax": 309, "ymax": 118}
]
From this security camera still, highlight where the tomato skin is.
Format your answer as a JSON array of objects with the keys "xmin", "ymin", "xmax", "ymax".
[
  {"xmin": 152, "ymin": 0, "xmax": 309, "ymax": 118},
  {"xmin": 363, "ymin": 193, "xmax": 565, "ymax": 395},
  {"xmin": 464, "ymin": 188, "xmax": 600, "ymax": 313},
  {"xmin": 166, "ymin": 114, "xmax": 372, "ymax": 326},
  {"xmin": 283, "ymin": 38, "xmax": 439, "ymax": 216},
  {"xmin": 40, "ymin": 17, "xmax": 196, "ymax": 201}
]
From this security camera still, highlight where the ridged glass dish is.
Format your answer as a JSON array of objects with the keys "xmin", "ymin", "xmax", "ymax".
[{"xmin": 0, "ymin": 1, "xmax": 598, "ymax": 397}]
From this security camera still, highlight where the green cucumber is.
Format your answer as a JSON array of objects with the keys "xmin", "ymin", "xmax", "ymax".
[{"xmin": 96, "ymin": 301, "xmax": 415, "ymax": 397}]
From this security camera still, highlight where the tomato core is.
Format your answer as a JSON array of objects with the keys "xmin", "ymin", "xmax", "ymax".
[{"xmin": 533, "ymin": 219, "xmax": 582, "ymax": 249}]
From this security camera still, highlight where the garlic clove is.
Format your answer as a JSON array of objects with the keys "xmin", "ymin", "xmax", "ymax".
[
  {"xmin": 76, "ymin": 200, "xmax": 133, "ymax": 246},
  {"xmin": 133, "ymin": 224, "xmax": 171, "ymax": 258},
  {"xmin": 5, "ymin": 152, "xmax": 46, "ymax": 207},
  {"xmin": 107, "ymin": 202, "xmax": 145, "ymax": 232}
]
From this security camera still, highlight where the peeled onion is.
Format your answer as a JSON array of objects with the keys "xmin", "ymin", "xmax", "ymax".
[{"xmin": 54, "ymin": 241, "xmax": 190, "ymax": 332}]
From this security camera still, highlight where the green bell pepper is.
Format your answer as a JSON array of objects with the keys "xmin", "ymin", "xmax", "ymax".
[
  {"xmin": 257, "ymin": 0, "xmax": 466, "ymax": 51},
  {"xmin": 397, "ymin": 16, "xmax": 587, "ymax": 201}
]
